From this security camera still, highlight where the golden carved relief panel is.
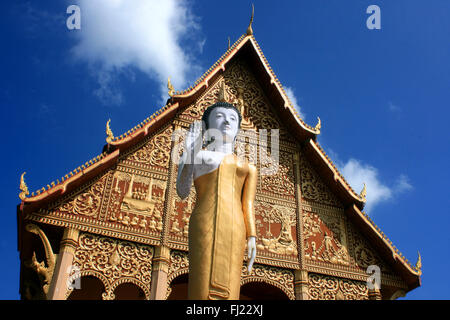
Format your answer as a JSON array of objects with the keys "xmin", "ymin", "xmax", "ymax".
[
  {"xmin": 308, "ymin": 273, "xmax": 368, "ymax": 300},
  {"xmin": 302, "ymin": 206, "xmax": 350, "ymax": 266},
  {"xmin": 121, "ymin": 124, "xmax": 174, "ymax": 171},
  {"xmin": 258, "ymin": 150, "xmax": 295, "ymax": 200},
  {"xmin": 166, "ymin": 250, "xmax": 190, "ymax": 299},
  {"xmin": 302, "ymin": 202, "xmax": 398, "ymax": 284},
  {"xmin": 346, "ymin": 221, "xmax": 394, "ymax": 275},
  {"xmin": 46, "ymin": 171, "xmax": 109, "ymax": 220},
  {"xmin": 241, "ymin": 264, "xmax": 295, "ymax": 300},
  {"xmin": 299, "ymin": 154, "xmax": 343, "ymax": 208},
  {"xmin": 169, "ymin": 187, "xmax": 196, "ymax": 243},
  {"xmin": 255, "ymin": 201, "xmax": 298, "ymax": 259},
  {"xmin": 106, "ymin": 170, "xmax": 167, "ymax": 237},
  {"xmin": 69, "ymin": 232, "xmax": 153, "ymax": 300}
]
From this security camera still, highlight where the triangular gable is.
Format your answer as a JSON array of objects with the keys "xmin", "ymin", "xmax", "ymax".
[{"xmin": 18, "ymin": 33, "xmax": 421, "ymax": 292}]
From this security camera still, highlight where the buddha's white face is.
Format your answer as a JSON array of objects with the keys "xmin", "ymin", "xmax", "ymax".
[{"xmin": 207, "ymin": 107, "xmax": 240, "ymax": 143}]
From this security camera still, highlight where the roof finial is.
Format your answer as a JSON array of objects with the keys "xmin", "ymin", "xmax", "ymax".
[
  {"xmin": 228, "ymin": 36, "xmax": 231, "ymax": 49},
  {"xmin": 19, "ymin": 172, "xmax": 30, "ymax": 201},
  {"xmin": 246, "ymin": 4, "xmax": 254, "ymax": 36},
  {"xmin": 415, "ymin": 251, "xmax": 422, "ymax": 275},
  {"xmin": 168, "ymin": 77, "xmax": 175, "ymax": 97},
  {"xmin": 314, "ymin": 117, "xmax": 321, "ymax": 133},
  {"xmin": 360, "ymin": 183, "xmax": 367, "ymax": 201},
  {"xmin": 106, "ymin": 119, "xmax": 114, "ymax": 143}
]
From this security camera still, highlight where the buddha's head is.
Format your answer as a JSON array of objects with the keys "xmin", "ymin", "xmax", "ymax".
[{"xmin": 201, "ymin": 102, "xmax": 241, "ymax": 146}]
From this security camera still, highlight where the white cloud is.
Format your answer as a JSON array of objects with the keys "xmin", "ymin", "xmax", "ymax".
[
  {"xmin": 339, "ymin": 159, "xmax": 392, "ymax": 214},
  {"xmin": 394, "ymin": 174, "xmax": 413, "ymax": 193},
  {"xmin": 284, "ymin": 86, "xmax": 306, "ymax": 120},
  {"xmin": 321, "ymin": 145, "xmax": 413, "ymax": 215},
  {"xmin": 70, "ymin": 0, "xmax": 204, "ymax": 105}
]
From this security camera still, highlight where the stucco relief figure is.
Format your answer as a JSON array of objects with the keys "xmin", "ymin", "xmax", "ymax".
[{"xmin": 176, "ymin": 102, "xmax": 257, "ymax": 300}]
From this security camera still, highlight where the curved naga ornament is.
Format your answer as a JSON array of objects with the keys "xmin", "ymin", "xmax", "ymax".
[
  {"xmin": 19, "ymin": 172, "xmax": 30, "ymax": 201},
  {"xmin": 167, "ymin": 77, "xmax": 175, "ymax": 97},
  {"xmin": 25, "ymin": 224, "xmax": 56, "ymax": 295},
  {"xmin": 415, "ymin": 251, "xmax": 422, "ymax": 275},
  {"xmin": 106, "ymin": 119, "xmax": 115, "ymax": 144},
  {"xmin": 359, "ymin": 183, "xmax": 367, "ymax": 202},
  {"xmin": 314, "ymin": 117, "xmax": 321, "ymax": 133}
]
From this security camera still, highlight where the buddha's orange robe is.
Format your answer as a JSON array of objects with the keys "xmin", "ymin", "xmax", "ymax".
[{"xmin": 188, "ymin": 153, "xmax": 257, "ymax": 300}]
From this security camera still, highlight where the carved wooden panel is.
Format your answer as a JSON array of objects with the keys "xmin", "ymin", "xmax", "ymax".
[
  {"xmin": 302, "ymin": 205, "xmax": 350, "ymax": 266},
  {"xmin": 241, "ymin": 264, "xmax": 295, "ymax": 300},
  {"xmin": 44, "ymin": 170, "xmax": 110, "ymax": 222},
  {"xmin": 255, "ymin": 200, "xmax": 298, "ymax": 264},
  {"xmin": 100, "ymin": 124, "xmax": 173, "ymax": 240},
  {"xmin": 105, "ymin": 169, "xmax": 166, "ymax": 236},
  {"xmin": 302, "ymin": 201, "xmax": 404, "ymax": 288},
  {"xmin": 120, "ymin": 124, "xmax": 174, "ymax": 171},
  {"xmin": 308, "ymin": 273, "xmax": 368, "ymax": 300},
  {"xmin": 69, "ymin": 232, "xmax": 153, "ymax": 300},
  {"xmin": 346, "ymin": 221, "xmax": 394, "ymax": 275},
  {"xmin": 298, "ymin": 154, "xmax": 343, "ymax": 208}
]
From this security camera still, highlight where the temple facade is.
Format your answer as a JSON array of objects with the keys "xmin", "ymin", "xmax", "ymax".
[{"xmin": 17, "ymin": 30, "xmax": 421, "ymax": 300}]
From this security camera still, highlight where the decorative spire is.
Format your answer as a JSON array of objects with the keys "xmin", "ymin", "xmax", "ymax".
[
  {"xmin": 106, "ymin": 119, "xmax": 114, "ymax": 144},
  {"xmin": 415, "ymin": 251, "xmax": 422, "ymax": 275},
  {"xmin": 228, "ymin": 36, "xmax": 231, "ymax": 49},
  {"xmin": 246, "ymin": 4, "xmax": 254, "ymax": 36},
  {"xmin": 314, "ymin": 117, "xmax": 321, "ymax": 132},
  {"xmin": 19, "ymin": 172, "xmax": 29, "ymax": 201},
  {"xmin": 167, "ymin": 77, "xmax": 175, "ymax": 97},
  {"xmin": 359, "ymin": 183, "xmax": 367, "ymax": 201}
]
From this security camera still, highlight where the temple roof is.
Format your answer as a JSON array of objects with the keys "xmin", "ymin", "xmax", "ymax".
[{"xmin": 18, "ymin": 32, "xmax": 421, "ymax": 292}]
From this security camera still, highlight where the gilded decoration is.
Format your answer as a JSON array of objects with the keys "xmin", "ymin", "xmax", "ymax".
[
  {"xmin": 308, "ymin": 273, "xmax": 368, "ymax": 300},
  {"xmin": 298, "ymin": 154, "xmax": 342, "ymax": 207},
  {"xmin": 49, "ymin": 172, "xmax": 108, "ymax": 219},
  {"xmin": 108, "ymin": 170, "xmax": 166, "ymax": 234},
  {"xmin": 19, "ymin": 172, "xmax": 30, "ymax": 201},
  {"xmin": 241, "ymin": 264, "xmax": 295, "ymax": 300},
  {"xmin": 347, "ymin": 223, "xmax": 392, "ymax": 274},
  {"xmin": 24, "ymin": 224, "xmax": 56, "ymax": 295},
  {"xmin": 165, "ymin": 131, "xmax": 196, "ymax": 249},
  {"xmin": 170, "ymin": 188, "xmax": 196, "ymax": 240},
  {"xmin": 69, "ymin": 232, "xmax": 153, "ymax": 300},
  {"xmin": 301, "ymin": 201, "xmax": 401, "ymax": 286},
  {"xmin": 166, "ymin": 250, "xmax": 190, "ymax": 299},
  {"xmin": 255, "ymin": 202, "xmax": 298, "ymax": 257},
  {"xmin": 302, "ymin": 208, "xmax": 350, "ymax": 266},
  {"xmin": 122, "ymin": 125, "xmax": 174, "ymax": 170},
  {"xmin": 259, "ymin": 150, "xmax": 295, "ymax": 199}
]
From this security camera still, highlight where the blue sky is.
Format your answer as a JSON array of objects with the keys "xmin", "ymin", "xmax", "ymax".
[{"xmin": 1, "ymin": 0, "xmax": 449, "ymax": 299}]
